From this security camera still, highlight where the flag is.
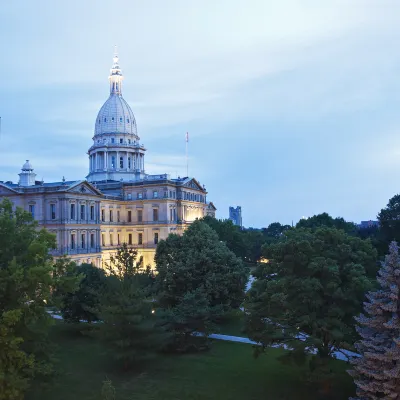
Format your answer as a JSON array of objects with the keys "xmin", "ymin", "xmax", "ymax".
[{"xmin": 186, "ymin": 132, "xmax": 189, "ymax": 142}]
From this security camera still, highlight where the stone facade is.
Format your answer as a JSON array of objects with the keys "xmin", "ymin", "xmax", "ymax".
[{"xmin": 0, "ymin": 51, "xmax": 216, "ymax": 268}]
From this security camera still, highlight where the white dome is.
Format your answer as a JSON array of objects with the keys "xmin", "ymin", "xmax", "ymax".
[
  {"xmin": 95, "ymin": 94, "xmax": 137, "ymax": 136},
  {"xmin": 22, "ymin": 160, "xmax": 33, "ymax": 170}
]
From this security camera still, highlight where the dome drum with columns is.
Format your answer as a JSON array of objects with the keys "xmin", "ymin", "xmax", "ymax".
[{"xmin": 87, "ymin": 51, "xmax": 146, "ymax": 183}]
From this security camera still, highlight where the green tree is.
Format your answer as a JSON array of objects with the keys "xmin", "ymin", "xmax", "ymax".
[
  {"xmin": 245, "ymin": 227, "xmax": 376, "ymax": 385},
  {"xmin": 348, "ymin": 241, "xmax": 400, "ymax": 399},
  {"xmin": 201, "ymin": 216, "xmax": 248, "ymax": 259},
  {"xmin": 0, "ymin": 198, "xmax": 80, "ymax": 399},
  {"xmin": 60, "ymin": 263, "xmax": 106, "ymax": 323},
  {"xmin": 155, "ymin": 221, "xmax": 248, "ymax": 351},
  {"xmin": 378, "ymin": 194, "xmax": 400, "ymax": 252},
  {"xmin": 262, "ymin": 222, "xmax": 291, "ymax": 243},
  {"xmin": 242, "ymin": 229, "xmax": 266, "ymax": 263},
  {"xmin": 96, "ymin": 244, "xmax": 159, "ymax": 369},
  {"xmin": 296, "ymin": 212, "xmax": 357, "ymax": 234}
]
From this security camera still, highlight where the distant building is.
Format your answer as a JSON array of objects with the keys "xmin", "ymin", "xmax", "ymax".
[
  {"xmin": 358, "ymin": 220, "xmax": 379, "ymax": 229},
  {"xmin": 229, "ymin": 206, "xmax": 242, "ymax": 227}
]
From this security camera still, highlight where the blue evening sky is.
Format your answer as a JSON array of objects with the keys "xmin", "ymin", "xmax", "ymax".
[{"xmin": 1, "ymin": 1, "xmax": 400, "ymax": 228}]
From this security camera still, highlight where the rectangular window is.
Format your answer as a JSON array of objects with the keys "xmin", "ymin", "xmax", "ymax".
[
  {"xmin": 117, "ymin": 210, "xmax": 120, "ymax": 222},
  {"xmin": 173, "ymin": 192, "xmax": 176, "ymax": 199},
  {"xmin": 153, "ymin": 208, "xmax": 158, "ymax": 222},
  {"xmin": 173, "ymin": 208, "xmax": 176, "ymax": 221},
  {"xmin": 138, "ymin": 209, "xmax": 143, "ymax": 222},
  {"xmin": 90, "ymin": 205, "xmax": 94, "ymax": 220},
  {"xmin": 110, "ymin": 234, "xmax": 113, "ymax": 246},
  {"xmin": 80, "ymin": 204, "xmax": 85, "ymax": 220},
  {"xmin": 138, "ymin": 192, "xmax": 143, "ymax": 199},
  {"xmin": 90, "ymin": 233, "xmax": 95, "ymax": 248},
  {"xmin": 50, "ymin": 204, "xmax": 56, "ymax": 220},
  {"xmin": 29, "ymin": 204, "xmax": 35, "ymax": 218},
  {"xmin": 119, "ymin": 138, "xmax": 123, "ymax": 144},
  {"xmin": 164, "ymin": 191, "xmax": 168, "ymax": 198},
  {"xmin": 71, "ymin": 233, "xmax": 75, "ymax": 249},
  {"xmin": 102, "ymin": 233, "xmax": 105, "ymax": 246},
  {"xmin": 154, "ymin": 232, "xmax": 159, "ymax": 245},
  {"xmin": 138, "ymin": 233, "xmax": 143, "ymax": 245},
  {"xmin": 170, "ymin": 208, "xmax": 173, "ymax": 221},
  {"xmin": 81, "ymin": 233, "xmax": 85, "ymax": 249},
  {"xmin": 70, "ymin": 204, "xmax": 75, "ymax": 219},
  {"xmin": 127, "ymin": 210, "xmax": 132, "ymax": 222},
  {"xmin": 109, "ymin": 210, "xmax": 113, "ymax": 222},
  {"xmin": 101, "ymin": 209, "xmax": 105, "ymax": 222},
  {"xmin": 117, "ymin": 233, "xmax": 120, "ymax": 245},
  {"xmin": 128, "ymin": 233, "xmax": 132, "ymax": 245},
  {"xmin": 169, "ymin": 190, "xmax": 172, "ymax": 198},
  {"xmin": 153, "ymin": 191, "xmax": 158, "ymax": 199}
]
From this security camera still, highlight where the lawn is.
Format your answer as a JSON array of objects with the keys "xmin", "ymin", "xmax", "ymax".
[{"xmin": 27, "ymin": 323, "xmax": 355, "ymax": 400}]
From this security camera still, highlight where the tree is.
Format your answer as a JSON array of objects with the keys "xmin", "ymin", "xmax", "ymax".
[
  {"xmin": 245, "ymin": 227, "xmax": 376, "ymax": 385},
  {"xmin": 96, "ymin": 244, "xmax": 159, "ymax": 369},
  {"xmin": 262, "ymin": 222, "xmax": 291, "ymax": 243},
  {"xmin": 0, "ymin": 198, "xmax": 80, "ymax": 399},
  {"xmin": 296, "ymin": 212, "xmax": 357, "ymax": 235},
  {"xmin": 242, "ymin": 229, "xmax": 266, "ymax": 263},
  {"xmin": 378, "ymin": 194, "xmax": 400, "ymax": 252},
  {"xmin": 201, "ymin": 216, "xmax": 248, "ymax": 259},
  {"xmin": 60, "ymin": 263, "xmax": 106, "ymax": 323},
  {"xmin": 348, "ymin": 241, "xmax": 400, "ymax": 399},
  {"xmin": 155, "ymin": 221, "xmax": 248, "ymax": 351}
]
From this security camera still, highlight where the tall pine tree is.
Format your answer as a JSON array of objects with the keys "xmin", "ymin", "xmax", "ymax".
[{"xmin": 349, "ymin": 241, "xmax": 400, "ymax": 399}]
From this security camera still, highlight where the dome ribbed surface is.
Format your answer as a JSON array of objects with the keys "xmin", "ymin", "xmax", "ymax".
[{"xmin": 95, "ymin": 94, "xmax": 137, "ymax": 136}]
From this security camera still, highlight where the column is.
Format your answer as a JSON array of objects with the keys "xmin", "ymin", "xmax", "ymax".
[
  {"xmin": 117, "ymin": 151, "xmax": 119, "ymax": 170},
  {"xmin": 104, "ymin": 151, "xmax": 108, "ymax": 170}
]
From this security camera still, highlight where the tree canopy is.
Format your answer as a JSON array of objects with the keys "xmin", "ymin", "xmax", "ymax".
[
  {"xmin": 296, "ymin": 212, "xmax": 357, "ymax": 234},
  {"xmin": 155, "ymin": 221, "xmax": 248, "ymax": 351},
  {"xmin": 245, "ymin": 227, "xmax": 377, "ymax": 379},
  {"xmin": 0, "ymin": 198, "xmax": 80, "ymax": 399}
]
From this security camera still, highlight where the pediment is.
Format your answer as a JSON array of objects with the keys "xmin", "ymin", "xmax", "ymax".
[
  {"xmin": 66, "ymin": 181, "xmax": 102, "ymax": 196},
  {"xmin": 184, "ymin": 178, "xmax": 204, "ymax": 191},
  {"xmin": 0, "ymin": 183, "xmax": 19, "ymax": 195}
]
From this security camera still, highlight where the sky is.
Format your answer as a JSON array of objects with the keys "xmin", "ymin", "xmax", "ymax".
[{"xmin": 1, "ymin": 1, "xmax": 400, "ymax": 228}]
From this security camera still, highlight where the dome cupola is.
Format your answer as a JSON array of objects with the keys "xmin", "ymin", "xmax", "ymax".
[{"xmin": 86, "ymin": 48, "xmax": 146, "ymax": 183}]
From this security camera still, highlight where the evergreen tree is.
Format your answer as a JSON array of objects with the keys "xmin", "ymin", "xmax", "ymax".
[
  {"xmin": 349, "ymin": 241, "xmax": 400, "ymax": 399},
  {"xmin": 96, "ymin": 244, "xmax": 159, "ymax": 369}
]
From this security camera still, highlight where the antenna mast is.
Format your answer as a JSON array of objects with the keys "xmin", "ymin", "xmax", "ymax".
[{"xmin": 185, "ymin": 132, "xmax": 189, "ymax": 177}]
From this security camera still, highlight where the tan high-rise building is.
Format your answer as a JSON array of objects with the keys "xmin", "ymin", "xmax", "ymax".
[{"xmin": 0, "ymin": 51, "xmax": 216, "ymax": 268}]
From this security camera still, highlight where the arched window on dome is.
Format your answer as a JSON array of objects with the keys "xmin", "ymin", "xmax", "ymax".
[
  {"xmin": 98, "ymin": 119, "xmax": 100, "ymax": 124},
  {"xmin": 127, "ymin": 119, "xmax": 130, "ymax": 123},
  {"xmin": 128, "ymin": 139, "xmax": 131, "ymax": 144},
  {"xmin": 104, "ymin": 118, "xmax": 107, "ymax": 122},
  {"xmin": 128, "ymin": 157, "xmax": 131, "ymax": 169},
  {"xmin": 111, "ymin": 138, "xmax": 115, "ymax": 144},
  {"xmin": 120, "ymin": 157, "xmax": 124, "ymax": 169},
  {"xmin": 111, "ymin": 156, "xmax": 115, "ymax": 169},
  {"xmin": 120, "ymin": 117, "xmax": 123, "ymax": 123}
]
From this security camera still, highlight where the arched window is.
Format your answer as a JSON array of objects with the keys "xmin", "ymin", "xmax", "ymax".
[
  {"xmin": 127, "ymin": 119, "xmax": 130, "ymax": 123},
  {"xmin": 120, "ymin": 117, "xmax": 123, "ymax": 122},
  {"xmin": 128, "ymin": 157, "xmax": 131, "ymax": 169},
  {"xmin": 104, "ymin": 118, "xmax": 107, "ymax": 122},
  {"xmin": 111, "ymin": 138, "xmax": 115, "ymax": 144},
  {"xmin": 120, "ymin": 157, "xmax": 123, "ymax": 169},
  {"xmin": 112, "ymin": 117, "xmax": 114, "ymax": 121},
  {"xmin": 128, "ymin": 139, "xmax": 131, "ymax": 144},
  {"xmin": 111, "ymin": 156, "xmax": 115, "ymax": 169}
]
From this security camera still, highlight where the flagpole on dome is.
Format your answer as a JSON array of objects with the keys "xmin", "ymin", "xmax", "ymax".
[{"xmin": 185, "ymin": 132, "xmax": 189, "ymax": 177}]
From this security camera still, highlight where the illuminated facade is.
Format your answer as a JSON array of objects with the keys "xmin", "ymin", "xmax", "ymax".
[{"xmin": 0, "ymin": 52, "xmax": 216, "ymax": 267}]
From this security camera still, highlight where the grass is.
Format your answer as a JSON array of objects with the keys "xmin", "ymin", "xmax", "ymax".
[
  {"xmin": 27, "ymin": 322, "xmax": 355, "ymax": 400},
  {"xmin": 217, "ymin": 310, "xmax": 246, "ymax": 337}
]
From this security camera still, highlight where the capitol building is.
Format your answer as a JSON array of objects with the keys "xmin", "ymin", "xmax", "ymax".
[{"xmin": 0, "ymin": 52, "xmax": 216, "ymax": 267}]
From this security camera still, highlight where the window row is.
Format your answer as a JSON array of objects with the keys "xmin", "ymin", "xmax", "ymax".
[
  {"xmin": 98, "ymin": 117, "xmax": 132, "ymax": 124},
  {"xmin": 70, "ymin": 204, "xmax": 96, "ymax": 220},
  {"xmin": 101, "ymin": 232, "xmax": 158, "ymax": 246},
  {"xmin": 101, "ymin": 209, "xmax": 159, "ymax": 223},
  {"xmin": 70, "ymin": 233, "xmax": 96, "ymax": 250},
  {"xmin": 96, "ymin": 138, "xmax": 137, "ymax": 145}
]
